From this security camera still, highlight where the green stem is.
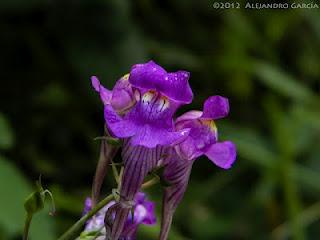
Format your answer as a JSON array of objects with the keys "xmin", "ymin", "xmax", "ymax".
[
  {"xmin": 23, "ymin": 214, "xmax": 33, "ymax": 240},
  {"xmin": 111, "ymin": 160, "xmax": 120, "ymax": 184},
  {"xmin": 57, "ymin": 194, "xmax": 114, "ymax": 240},
  {"xmin": 141, "ymin": 176, "xmax": 159, "ymax": 189}
]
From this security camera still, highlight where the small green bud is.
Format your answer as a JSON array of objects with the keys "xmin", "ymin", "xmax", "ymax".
[
  {"xmin": 24, "ymin": 178, "xmax": 56, "ymax": 216},
  {"xmin": 24, "ymin": 190, "xmax": 44, "ymax": 215},
  {"xmin": 24, "ymin": 179, "xmax": 45, "ymax": 214},
  {"xmin": 23, "ymin": 177, "xmax": 55, "ymax": 240}
]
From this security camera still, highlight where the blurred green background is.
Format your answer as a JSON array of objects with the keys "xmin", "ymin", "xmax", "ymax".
[{"xmin": 0, "ymin": 0, "xmax": 319, "ymax": 239}]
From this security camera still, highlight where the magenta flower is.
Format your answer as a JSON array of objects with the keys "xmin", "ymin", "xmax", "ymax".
[
  {"xmin": 83, "ymin": 192, "xmax": 156, "ymax": 240},
  {"xmin": 92, "ymin": 61, "xmax": 236, "ymax": 240},
  {"xmin": 92, "ymin": 61, "xmax": 193, "ymax": 239},
  {"xmin": 160, "ymin": 96, "xmax": 236, "ymax": 239}
]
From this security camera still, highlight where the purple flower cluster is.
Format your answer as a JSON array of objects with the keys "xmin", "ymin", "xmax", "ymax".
[
  {"xmin": 92, "ymin": 60, "xmax": 236, "ymax": 240},
  {"xmin": 83, "ymin": 192, "xmax": 156, "ymax": 240}
]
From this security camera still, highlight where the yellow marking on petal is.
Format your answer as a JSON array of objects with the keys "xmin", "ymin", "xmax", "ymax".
[
  {"xmin": 211, "ymin": 121, "xmax": 217, "ymax": 132},
  {"xmin": 122, "ymin": 73, "xmax": 130, "ymax": 81},
  {"xmin": 142, "ymin": 91, "xmax": 156, "ymax": 103},
  {"xmin": 157, "ymin": 96, "xmax": 170, "ymax": 111},
  {"xmin": 202, "ymin": 120, "xmax": 217, "ymax": 132}
]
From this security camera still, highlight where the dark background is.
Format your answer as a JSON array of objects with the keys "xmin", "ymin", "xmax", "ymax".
[{"xmin": 0, "ymin": 0, "xmax": 319, "ymax": 239}]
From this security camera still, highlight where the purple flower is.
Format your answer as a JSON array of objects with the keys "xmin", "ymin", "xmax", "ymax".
[
  {"xmin": 159, "ymin": 96, "xmax": 236, "ymax": 239},
  {"xmin": 92, "ymin": 61, "xmax": 193, "ymax": 149},
  {"xmin": 92, "ymin": 61, "xmax": 193, "ymax": 240},
  {"xmin": 82, "ymin": 192, "xmax": 156, "ymax": 240},
  {"xmin": 92, "ymin": 61, "xmax": 236, "ymax": 240},
  {"xmin": 100, "ymin": 61, "xmax": 192, "ymax": 148}
]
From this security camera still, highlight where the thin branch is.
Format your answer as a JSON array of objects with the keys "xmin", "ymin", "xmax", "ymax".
[
  {"xmin": 23, "ymin": 214, "xmax": 33, "ymax": 240},
  {"xmin": 57, "ymin": 194, "xmax": 114, "ymax": 240}
]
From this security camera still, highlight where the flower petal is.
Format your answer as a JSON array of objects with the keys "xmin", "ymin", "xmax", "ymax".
[
  {"xmin": 205, "ymin": 141, "xmax": 236, "ymax": 169},
  {"xmin": 111, "ymin": 76, "xmax": 136, "ymax": 113},
  {"xmin": 133, "ymin": 204, "xmax": 147, "ymax": 223},
  {"xmin": 201, "ymin": 96, "xmax": 229, "ymax": 120},
  {"xmin": 84, "ymin": 198, "xmax": 116, "ymax": 232},
  {"xmin": 82, "ymin": 198, "xmax": 92, "ymax": 215},
  {"xmin": 161, "ymin": 71, "xmax": 193, "ymax": 104},
  {"xmin": 130, "ymin": 125, "xmax": 190, "ymax": 148},
  {"xmin": 135, "ymin": 192, "xmax": 146, "ymax": 204},
  {"xmin": 91, "ymin": 75, "xmax": 102, "ymax": 92},
  {"xmin": 91, "ymin": 76, "xmax": 112, "ymax": 105},
  {"xmin": 176, "ymin": 137, "xmax": 202, "ymax": 160},
  {"xmin": 175, "ymin": 117, "xmax": 218, "ymax": 160},
  {"xmin": 104, "ymin": 105, "xmax": 137, "ymax": 138},
  {"xmin": 108, "ymin": 144, "xmax": 162, "ymax": 240},
  {"xmin": 160, "ymin": 153, "xmax": 193, "ymax": 240},
  {"xmin": 129, "ymin": 60, "xmax": 166, "ymax": 91},
  {"xmin": 129, "ymin": 61, "xmax": 193, "ymax": 103},
  {"xmin": 141, "ymin": 201, "xmax": 156, "ymax": 225},
  {"xmin": 175, "ymin": 110, "xmax": 203, "ymax": 124}
]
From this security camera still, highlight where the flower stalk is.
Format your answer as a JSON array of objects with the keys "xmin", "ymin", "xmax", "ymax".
[{"xmin": 23, "ymin": 214, "xmax": 32, "ymax": 240}]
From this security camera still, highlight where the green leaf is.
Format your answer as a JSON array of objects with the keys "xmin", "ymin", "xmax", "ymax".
[
  {"xmin": 291, "ymin": 165, "xmax": 320, "ymax": 193},
  {"xmin": 252, "ymin": 61, "xmax": 316, "ymax": 102},
  {"xmin": 0, "ymin": 156, "xmax": 55, "ymax": 239},
  {"xmin": 221, "ymin": 123, "xmax": 320, "ymax": 193},
  {"xmin": 292, "ymin": 105, "xmax": 320, "ymax": 130},
  {"xmin": 263, "ymin": 96, "xmax": 296, "ymax": 156}
]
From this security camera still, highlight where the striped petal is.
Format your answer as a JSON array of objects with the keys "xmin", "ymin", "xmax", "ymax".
[
  {"xmin": 160, "ymin": 152, "xmax": 193, "ymax": 240},
  {"xmin": 106, "ymin": 141, "xmax": 165, "ymax": 240}
]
